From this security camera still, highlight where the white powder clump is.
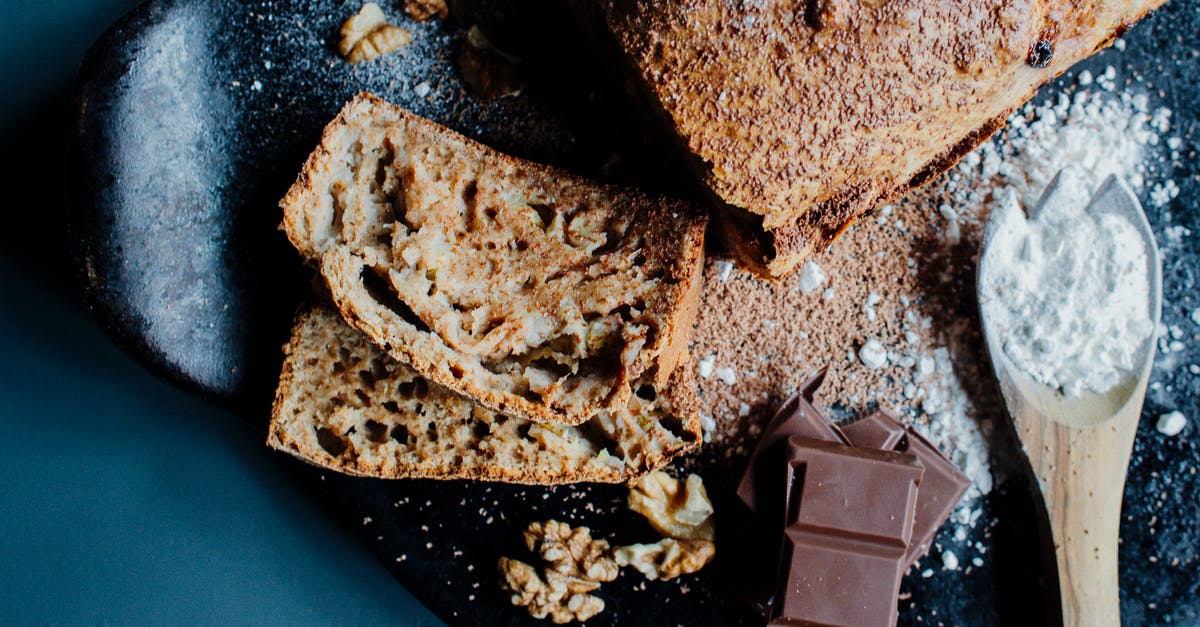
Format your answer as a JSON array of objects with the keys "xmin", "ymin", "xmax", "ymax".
[
  {"xmin": 858, "ymin": 339, "xmax": 888, "ymax": 370},
  {"xmin": 714, "ymin": 260, "xmax": 735, "ymax": 282},
  {"xmin": 1156, "ymin": 411, "xmax": 1187, "ymax": 436},
  {"xmin": 979, "ymin": 170, "xmax": 1155, "ymax": 396},
  {"xmin": 797, "ymin": 261, "xmax": 827, "ymax": 294}
]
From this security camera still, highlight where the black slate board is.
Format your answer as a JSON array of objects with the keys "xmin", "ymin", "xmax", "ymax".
[{"xmin": 71, "ymin": 1, "xmax": 1200, "ymax": 624}]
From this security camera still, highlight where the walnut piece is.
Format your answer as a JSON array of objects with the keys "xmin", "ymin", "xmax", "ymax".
[
  {"xmin": 338, "ymin": 3, "xmax": 412, "ymax": 64},
  {"xmin": 628, "ymin": 471, "xmax": 715, "ymax": 542},
  {"xmin": 499, "ymin": 521, "xmax": 617, "ymax": 623},
  {"xmin": 403, "ymin": 0, "xmax": 448, "ymax": 22},
  {"xmin": 614, "ymin": 538, "xmax": 716, "ymax": 581},
  {"xmin": 524, "ymin": 520, "xmax": 619, "ymax": 584},
  {"xmin": 457, "ymin": 25, "xmax": 525, "ymax": 100},
  {"xmin": 498, "ymin": 557, "xmax": 605, "ymax": 624}
]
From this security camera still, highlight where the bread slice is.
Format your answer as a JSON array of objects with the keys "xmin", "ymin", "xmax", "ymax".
[
  {"xmin": 591, "ymin": 0, "xmax": 1165, "ymax": 277},
  {"xmin": 282, "ymin": 93, "xmax": 707, "ymax": 425},
  {"xmin": 268, "ymin": 307, "xmax": 701, "ymax": 484}
]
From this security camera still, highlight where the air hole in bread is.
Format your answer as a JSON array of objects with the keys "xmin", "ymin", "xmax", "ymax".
[
  {"xmin": 576, "ymin": 420, "xmax": 619, "ymax": 453},
  {"xmin": 316, "ymin": 427, "xmax": 349, "ymax": 457},
  {"xmin": 635, "ymin": 384, "xmax": 657, "ymax": 402},
  {"xmin": 656, "ymin": 414, "xmax": 689, "ymax": 440},
  {"xmin": 530, "ymin": 203, "xmax": 555, "ymax": 232},
  {"xmin": 354, "ymin": 389, "xmax": 371, "ymax": 405},
  {"xmin": 361, "ymin": 266, "xmax": 433, "ymax": 335},
  {"xmin": 390, "ymin": 423, "xmax": 410, "ymax": 444},
  {"xmin": 530, "ymin": 357, "xmax": 572, "ymax": 379},
  {"xmin": 461, "ymin": 180, "xmax": 479, "ymax": 228},
  {"xmin": 521, "ymin": 388, "xmax": 544, "ymax": 403},
  {"xmin": 364, "ymin": 419, "xmax": 388, "ymax": 443},
  {"xmin": 426, "ymin": 421, "xmax": 439, "ymax": 442},
  {"xmin": 396, "ymin": 377, "xmax": 429, "ymax": 399},
  {"xmin": 577, "ymin": 352, "xmax": 620, "ymax": 379},
  {"xmin": 372, "ymin": 142, "xmax": 393, "ymax": 191},
  {"xmin": 330, "ymin": 181, "xmax": 348, "ymax": 238},
  {"xmin": 382, "ymin": 400, "xmax": 401, "ymax": 413}
]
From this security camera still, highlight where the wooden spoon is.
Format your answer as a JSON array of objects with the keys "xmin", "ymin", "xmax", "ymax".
[{"xmin": 978, "ymin": 173, "xmax": 1162, "ymax": 627}]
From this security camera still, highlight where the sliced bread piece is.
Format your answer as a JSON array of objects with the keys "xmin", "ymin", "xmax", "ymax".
[
  {"xmin": 282, "ymin": 93, "xmax": 707, "ymax": 425},
  {"xmin": 268, "ymin": 307, "xmax": 701, "ymax": 484}
]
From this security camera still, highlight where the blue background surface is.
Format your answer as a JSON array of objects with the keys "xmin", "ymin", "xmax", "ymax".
[{"xmin": 0, "ymin": 2, "xmax": 442, "ymax": 624}]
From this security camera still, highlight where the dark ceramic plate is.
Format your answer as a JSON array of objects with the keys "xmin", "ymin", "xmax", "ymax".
[{"xmin": 72, "ymin": 1, "xmax": 1200, "ymax": 624}]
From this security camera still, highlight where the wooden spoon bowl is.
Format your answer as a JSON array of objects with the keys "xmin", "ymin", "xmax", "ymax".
[{"xmin": 979, "ymin": 174, "xmax": 1162, "ymax": 627}]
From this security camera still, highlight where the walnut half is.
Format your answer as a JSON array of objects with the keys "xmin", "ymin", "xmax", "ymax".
[
  {"xmin": 499, "ymin": 521, "xmax": 618, "ymax": 624},
  {"xmin": 338, "ymin": 3, "xmax": 412, "ymax": 64},
  {"xmin": 524, "ymin": 520, "xmax": 620, "ymax": 584},
  {"xmin": 498, "ymin": 557, "xmax": 606, "ymax": 624},
  {"xmin": 628, "ymin": 471, "xmax": 715, "ymax": 542},
  {"xmin": 615, "ymin": 538, "xmax": 716, "ymax": 581}
]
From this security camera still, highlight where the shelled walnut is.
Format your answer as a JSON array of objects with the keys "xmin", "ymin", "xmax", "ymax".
[
  {"xmin": 403, "ymin": 0, "xmax": 448, "ymax": 22},
  {"xmin": 338, "ymin": 3, "xmax": 412, "ymax": 63},
  {"xmin": 614, "ymin": 538, "xmax": 716, "ymax": 581},
  {"xmin": 628, "ymin": 471, "xmax": 715, "ymax": 542},
  {"xmin": 499, "ymin": 521, "xmax": 617, "ymax": 623},
  {"xmin": 524, "ymin": 520, "xmax": 620, "ymax": 584},
  {"xmin": 498, "ymin": 557, "xmax": 606, "ymax": 624}
]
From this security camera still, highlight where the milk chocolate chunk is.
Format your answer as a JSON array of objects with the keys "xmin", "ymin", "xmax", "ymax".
[
  {"xmin": 737, "ymin": 368, "xmax": 846, "ymax": 513},
  {"xmin": 842, "ymin": 412, "xmax": 970, "ymax": 566},
  {"xmin": 772, "ymin": 437, "xmax": 924, "ymax": 627}
]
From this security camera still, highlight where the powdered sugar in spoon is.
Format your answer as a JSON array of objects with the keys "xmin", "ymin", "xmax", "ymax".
[{"xmin": 978, "ymin": 171, "xmax": 1161, "ymax": 627}]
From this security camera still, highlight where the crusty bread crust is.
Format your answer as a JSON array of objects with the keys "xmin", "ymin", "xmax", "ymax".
[
  {"xmin": 594, "ymin": 0, "xmax": 1166, "ymax": 277},
  {"xmin": 268, "ymin": 307, "xmax": 701, "ymax": 484},
  {"xmin": 713, "ymin": 111, "xmax": 1013, "ymax": 278},
  {"xmin": 282, "ymin": 94, "xmax": 707, "ymax": 425}
]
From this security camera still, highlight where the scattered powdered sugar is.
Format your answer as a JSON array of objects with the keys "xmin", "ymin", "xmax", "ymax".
[{"xmin": 979, "ymin": 170, "xmax": 1155, "ymax": 396}]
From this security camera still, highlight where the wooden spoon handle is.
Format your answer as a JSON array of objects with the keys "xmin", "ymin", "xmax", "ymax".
[{"xmin": 1016, "ymin": 411, "xmax": 1141, "ymax": 627}]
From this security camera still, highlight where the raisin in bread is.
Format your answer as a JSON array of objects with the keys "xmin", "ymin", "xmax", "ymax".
[
  {"xmin": 268, "ymin": 307, "xmax": 701, "ymax": 484},
  {"xmin": 591, "ymin": 0, "xmax": 1165, "ymax": 277},
  {"xmin": 282, "ymin": 94, "xmax": 707, "ymax": 425}
]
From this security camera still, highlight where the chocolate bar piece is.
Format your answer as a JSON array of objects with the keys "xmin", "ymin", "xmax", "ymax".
[
  {"xmin": 737, "ymin": 368, "xmax": 845, "ymax": 513},
  {"xmin": 772, "ymin": 437, "xmax": 924, "ymax": 627},
  {"xmin": 842, "ymin": 412, "xmax": 970, "ymax": 566}
]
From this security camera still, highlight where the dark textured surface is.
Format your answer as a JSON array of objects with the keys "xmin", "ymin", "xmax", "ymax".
[{"xmin": 71, "ymin": 0, "xmax": 1199, "ymax": 625}]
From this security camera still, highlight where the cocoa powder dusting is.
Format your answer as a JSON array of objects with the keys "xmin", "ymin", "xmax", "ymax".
[{"xmin": 689, "ymin": 181, "xmax": 1009, "ymax": 502}]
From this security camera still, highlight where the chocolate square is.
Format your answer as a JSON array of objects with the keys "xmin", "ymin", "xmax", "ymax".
[
  {"xmin": 842, "ymin": 412, "xmax": 970, "ymax": 566},
  {"xmin": 770, "ymin": 437, "xmax": 924, "ymax": 626}
]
